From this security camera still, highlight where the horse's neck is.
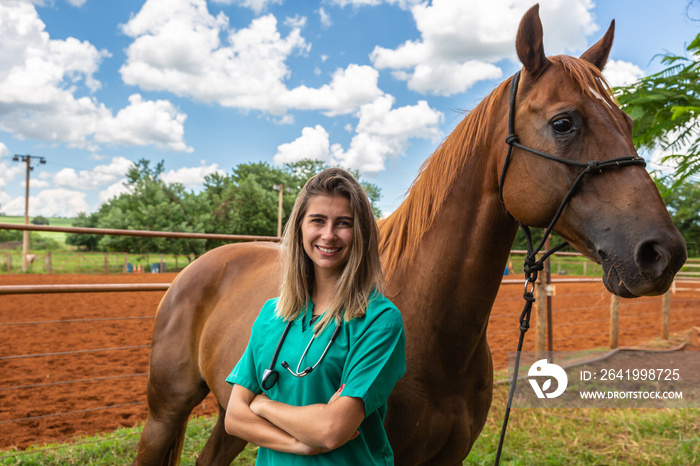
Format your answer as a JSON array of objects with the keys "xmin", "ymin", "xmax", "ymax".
[{"xmin": 389, "ymin": 150, "xmax": 519, "ymax": 357}]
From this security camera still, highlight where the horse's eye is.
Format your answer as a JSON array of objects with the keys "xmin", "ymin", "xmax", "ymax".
[{"xmin": 552, "ymin": 118, "xmax": 573, "ymax": 134}]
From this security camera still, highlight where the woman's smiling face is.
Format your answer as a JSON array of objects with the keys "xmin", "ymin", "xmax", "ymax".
[{"xmin": 301, "ymin": 194, "xmax": 354, "ymax": 279}]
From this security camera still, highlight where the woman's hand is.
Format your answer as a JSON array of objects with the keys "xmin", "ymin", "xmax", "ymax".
[
  {"xmin": 327, "ymin": 384, "xmax": 345, "ymax": 404},
  {"xmin": 249, "ymin": 393, "xmax": 271, "ymax": 417},
  {"xmin": 295, "ymin": 442, "xmax": 330, "ymax": 456}
]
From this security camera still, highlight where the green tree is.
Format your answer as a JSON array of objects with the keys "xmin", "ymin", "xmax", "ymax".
[
  {"xmin": 66, "ymin": 212, "xmax": 101, "ymax": 251},
  {"xmin": 67, "ymin": 159, "xmax": 208, "ymax": 256},
  {"xmin": 615, "ymin": 32, "xmax": 700, "ymax": 182},
  {"xmin": 68, "ymin": 158, "xmax": 383, "ymax": 255},
  {"xmin": 201, "ymin": 159, "xmax": 383, "ymax": 249},
  {"xmin": 97, "ymin": 159, "xmax": 208, "ymax": 255},
  {"xmin": 654, "ymin": 177, "xmax": 700, "ymax": 257},
  {"xmin": 31, "ymin": 215, "xmax": 50, "ymax": 225}
]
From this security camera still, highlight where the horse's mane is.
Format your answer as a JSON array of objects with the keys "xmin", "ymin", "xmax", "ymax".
[
  {"xmin": 378, "ymin": 55, "xmax": 616, "ymax": 278},
  {"xmin": 378, "ymin": 79, "xmax": 511, "ymax": 278},
  {"xmin": 551, "ymin": 55, "xmax": 617, "ymax": 105}
]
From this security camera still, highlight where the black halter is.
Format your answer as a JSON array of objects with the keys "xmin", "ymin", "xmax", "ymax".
[{"xmin": 494, "ymin": 70, "xmax": 646, "ymax": 465}]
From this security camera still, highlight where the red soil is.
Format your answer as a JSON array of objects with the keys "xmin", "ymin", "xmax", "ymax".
[{"xmin": 1, "ymin": 273, "xmax": 698, "ymax": 451}]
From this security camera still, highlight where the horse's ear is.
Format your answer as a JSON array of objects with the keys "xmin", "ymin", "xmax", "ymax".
[
  {"xmin": 580, "ymin": 20, "xmax": 615, "ymax": 70},
  {"xmin": 516, "ymin": 4, "xmax": 551, "ymax": 76}
]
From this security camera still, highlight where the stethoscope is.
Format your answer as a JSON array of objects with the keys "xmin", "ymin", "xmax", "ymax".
[{"xmin": 262, "ymin": 318, "xmax": 342, "ymax": 390}]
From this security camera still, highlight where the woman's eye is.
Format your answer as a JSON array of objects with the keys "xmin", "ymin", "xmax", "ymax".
[{"xmin": 552, "ymin": 118, "xmax": 573, "ymax": 134}]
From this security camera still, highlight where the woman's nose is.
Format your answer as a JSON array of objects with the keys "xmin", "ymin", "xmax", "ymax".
[{"xmin": 321, "ymin": 224, "xmax": 336, "ymax": 240}]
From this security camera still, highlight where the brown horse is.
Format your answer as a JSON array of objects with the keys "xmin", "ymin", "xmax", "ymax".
[{"xmin": 134, "ymin": 5, "xmax": 686, "ymax": 465}]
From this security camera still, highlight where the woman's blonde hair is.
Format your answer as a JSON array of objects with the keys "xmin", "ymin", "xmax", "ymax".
[{"xmin": 276, "ymin": 168, "xmax": 383, "ymax": 332}]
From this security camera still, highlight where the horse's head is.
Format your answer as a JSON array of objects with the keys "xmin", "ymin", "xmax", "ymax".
[{"xmin": 499, "ymin": 5, "xmax": 686, "ymax": 298}]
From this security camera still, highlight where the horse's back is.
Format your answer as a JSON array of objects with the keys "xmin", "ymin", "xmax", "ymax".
[{"xmin": 150, "ymin": 241, "xmax": 282, "ymax": 405}]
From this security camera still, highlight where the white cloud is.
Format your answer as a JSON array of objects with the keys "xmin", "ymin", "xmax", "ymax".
[
  {"xmin": 53, "ymin": 156, "xmax": 133, "ymax": 190},
  {"xmin": 28, "ymin": 179, "xmax": 50, "ymax": 188},
  {"xmin": 211, "ymin": 0, "xmax": 282, "ymax": 14},
  {"xmin": 334, "ymin": 95, "xmax": 443, "ymax": 172},
  {"xmin": 329, "ymin": 0, "xmax": 421, "ymax": 8},
  {"xmin": 96, "ymin": 95, "xmax": 192, "ymax": 152},
  {"xmin": 99, "ymin": 180, "xmax": 130, "ymax": 204},
  {"xmin": 120, "ymin": 0, "xmax": 382, "ymax": 115},
  {"xmin": 318, "ymin": 7, "xmax": 331, "ymax": 28},
  {"xmin": 603, "ymin": 59, "xmax": 645, "ymax": 88},
  {"xmin": 1, "ymin": 188, "xmax": 89, "ymax": 217},
  {"xmin": 67, "ymin": 0, "xmax": 88, "ymax": 7},
  {"xmin": 274, "ymin": 125, "xmax": 332, "ymax": 165},
  {"xmin": 161, "ymin": 162, "xmax": 225, "ymax": 189},
  {"xmin": 0, "ymin": 144, "xmax": 22, "ymax": 191},
  {"xmin": 370, "ymin": 0, "xmax": 598, "ymax": 96},
  {"xmin": 284, "ymin": 15, "xmax": 307, "ymax": 29},
  {"xmin": 0, "ymin": 2, "xmax": 191, "ymax": 152},
  {"xmin": 393, "ymin": 60, "xmax": 502, "ymax": 96},
  {"xmin": 282, "ymin": 64, "xmax": 383, "ymax": 116},
  {"xmin": 275, "ymin": 96, "xmax": 443, "ymax": 173}
]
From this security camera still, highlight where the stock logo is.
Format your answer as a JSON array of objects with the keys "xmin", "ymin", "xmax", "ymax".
[{"xmin": 527, "ymin": 359, "xmax": 568, "ymax": 399}]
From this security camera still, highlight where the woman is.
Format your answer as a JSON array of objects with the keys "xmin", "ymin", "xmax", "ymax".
[{"xmin": 225, "ymin": 168, "xmax": 406, "ymax": 464}]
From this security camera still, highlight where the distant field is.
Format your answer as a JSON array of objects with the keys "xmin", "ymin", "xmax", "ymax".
[{"xmin": 0, "ymin": 216, "xmax": 75, "ymax": 245}]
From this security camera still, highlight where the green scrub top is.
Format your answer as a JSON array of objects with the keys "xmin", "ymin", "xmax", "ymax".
[{"xmin": 226, "ymin": 291, "xmax": 406, "ymax": 465}]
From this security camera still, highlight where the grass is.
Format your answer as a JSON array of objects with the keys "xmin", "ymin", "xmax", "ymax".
[
  {"xmin": 1, "ymin": 383, "xmax": 697, "ymax": 465},
  {"xmin": 0, "ymin": 250, "xmax": 193, "ymax": 274},
  {"xmin": 467, "ymin": 377, "xmax": 700, "ymax": 465}
]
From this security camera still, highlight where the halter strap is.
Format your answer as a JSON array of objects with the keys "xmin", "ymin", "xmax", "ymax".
[
  {"xmin": 497, "ymin": 69, "xmax": 646, "ymax": 286},
  {"xmin": 494, "ymin": 69, "xmax": 646, "ymax": 466}
]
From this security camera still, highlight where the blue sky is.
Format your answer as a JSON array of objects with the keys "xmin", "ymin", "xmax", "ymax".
[{"xmin": 0, "ymin": 0, "xmax": 698, "ymax": 219}]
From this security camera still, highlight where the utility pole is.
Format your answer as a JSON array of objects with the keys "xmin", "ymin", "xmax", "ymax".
[{"xmin": 12, "ymin": 154, "xmax": 46, "ymax": 272}]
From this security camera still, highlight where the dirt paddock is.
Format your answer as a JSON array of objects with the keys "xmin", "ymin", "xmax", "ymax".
[{"xmin": 1, "ymin": 272, "xmax": 699, "ymax": 451}]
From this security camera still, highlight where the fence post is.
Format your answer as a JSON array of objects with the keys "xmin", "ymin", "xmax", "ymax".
[
  {"xmin": 45, "ymin": 251, "xmax": 52, "ymax": 273},
  {"xmin": 661, "ymin": 289, "xmax": 671, "ymax": 339},
  {"xmin": 123, "ymin": 253, "xmax": 128, "ymax": 273},
  {"xmin": 536, "ymin": 279, "xmax": 546, "ymax": 358},
  {"xmin": 160, "ymin": 253, "xmax": 164, "ymax": 273},
  {"xmin": 6, "ymin": 253, "xmax": 10, "ymax": 273},
  {"xmin": 609, "ymin": 294, "xmax": 619, "ymax": 349}
]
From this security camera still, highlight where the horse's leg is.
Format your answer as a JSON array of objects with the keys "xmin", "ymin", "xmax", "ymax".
[
  {"xmin": 195, "ymin": 406, "xmax": 249, "ymax": 465},
  {"xmin": 134, "ymin": 350, "xmax": 211, "ymax": 465}
]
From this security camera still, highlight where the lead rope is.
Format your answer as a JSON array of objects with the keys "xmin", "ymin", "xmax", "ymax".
[{"xmin": 494, "ymin": 71, "xmax": 646, "ymax": 465}]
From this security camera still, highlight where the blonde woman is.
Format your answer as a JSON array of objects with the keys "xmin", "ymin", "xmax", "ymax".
[{"xmin": 225, "ymin": 168, "xmax": 406, "ymax": 464}]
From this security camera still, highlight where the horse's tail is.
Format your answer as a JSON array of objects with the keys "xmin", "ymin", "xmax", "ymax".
[{"xmin": 166, "ymin": 421, "xmax": 188, "ymax": 466}]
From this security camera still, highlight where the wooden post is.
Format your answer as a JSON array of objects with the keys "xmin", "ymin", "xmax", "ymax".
[
  {"xmin": 104, "ymin": 253, "xmax": 109, "ymax": 274},
  {"xmin": 160, "ymin": 253, "xmax": 164, "ymax": 273},
  {"xmin": 661, "ymin": 289, "xmax": 671, "ymax": 339},
  {"xmin": 536, "ymin": 279, "xmax": 546, "ymax": 358},
  {"xmin": 6, "ymin": 253, "xmax": 11, "ymax": 273},
  {"xmin": 277, "ymin": 184, "xmax": 284, "ymax": 238},
  {"xmin": 609, "ymin": 294, "xmax": 619, "ymax": 349},
  {"xmin": 45, "ymin": 251, "xmax": 52, "ymax": 273},
  {"xmin": 123, "ymin": 253, "xmax": 128, "ymax": 273}
]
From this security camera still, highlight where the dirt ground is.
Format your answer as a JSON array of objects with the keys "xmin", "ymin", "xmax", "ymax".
[{"xmin": 1, "ymin": 272, "xmax": 698, "ymax": 451}]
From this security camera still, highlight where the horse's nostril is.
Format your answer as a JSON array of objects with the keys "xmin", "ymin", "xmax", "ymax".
[{"xmin": 635, "ymin": 240, "xmax": 669, "ymax": 279}]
